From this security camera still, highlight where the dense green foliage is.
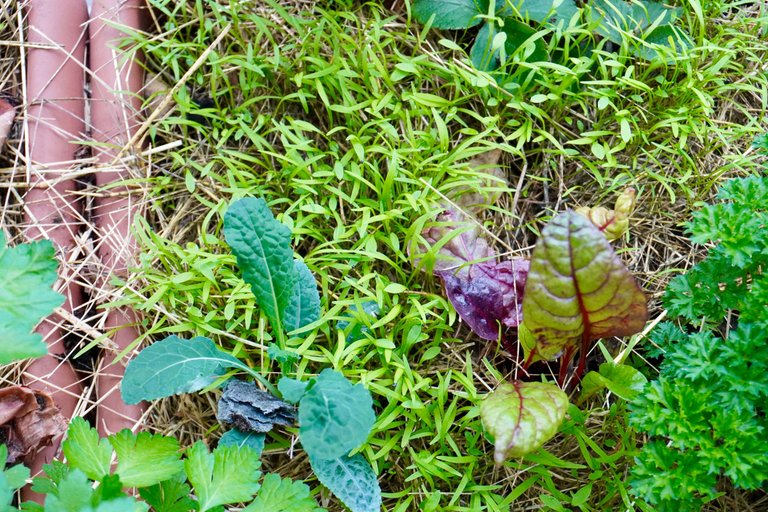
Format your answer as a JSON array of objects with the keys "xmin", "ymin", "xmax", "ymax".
[{"xmin": 630, "ymin": 175, "xmax": 768, "ymax": 510}]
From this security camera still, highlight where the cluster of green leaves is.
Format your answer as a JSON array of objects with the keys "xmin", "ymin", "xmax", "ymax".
[
  {"xmin": 0, "ymin": 234, "xmax": 63, "ymax": 365},
  {"xmin": 630, "ymin": 175, "xmax": 768, "ymax": 511},
  {"xmin": 121, "ymin": 0, "xmax": 768, "ymax": 508},
  {"xmin": 123, "ymin": 198, "xmax": 380, "ymax": 512},
  {"xmin": 1, "ymin": 418, "xmax": 320, "ymax": 511},
  {"xmin": 413, "ymin": 0, "xmax": 690, "ymax": 83}
]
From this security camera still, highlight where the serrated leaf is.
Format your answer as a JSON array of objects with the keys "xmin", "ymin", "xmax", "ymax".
[
  {"xmin": 122, "ymin": 336, "xmax": 245, "ymax": 404},
  {"xmin": 481, "ymin": 381, "xmax": 568, "ymax": 463},
  {"xmin": 185, "ymin": 442, "xmax": 261, "ymax": 512},
  {"xmin": 109, "ymin": 429, "xmax": 183, "ymax": 487},
  {"xmin": 521, "ymin": 211, "xmax": 647, "ymax": 362},
  {"xmin": 92, "ymin": 474, "xmax": 127, "ymax": 505},
  {"xmin": 0, "ymin": 472, "xmax": 12, "ymax": 510},
  {"xmin": 267, "ymin": 344, "xmax": 300, "ymax": 366},
  {"xmin": 138, "ymin": 473, "xmax": 197, "ymax": 512},
  {"xmin": 283, "ymin": 260, "xmax": 321, "ymax": 336},
  {"xmin": 277, "ymin": 377, "xmax": 310, "ymax": 404},
  {"xmin": 219, "ymin": 429, "xmax": 266, "ymax": 458},
  {"xmin": 91, "ymin": 497, "xmax": 149, "ymax": 512},
  {"xmin": 4, "ymin": 464, "xmax": 29, "ymax": 490},
  {"xmin": 298, "ymin": 370, "xmax": 375, "ymax": 459},
  {"xmin": 309, "ymin": 454, "xmax": 381, "ymax": 512},
  {"xmin": 43, "ymin": 469, "xmax": 93, "ymax": 511},
  {"xmin": 62, "ymin": 417, "xmax": 112, "ymax": 482},
  {"xmin": 413, "ymin": 0, "xmax": 489, "ymax": 29},
  {"xmin": 224, "ymin": 198, "xmax": 296, "ymax": 338},
  {"xmin": 581, "ymin": 363, "xmax": 647, "ymax": 401},
  {"xmin": 0, "ymin": 235, "xmax": 64, "ymax": 364},
  {"xmin": 242, "ymin": 473, "xmax": 325, "ymax": 512}
]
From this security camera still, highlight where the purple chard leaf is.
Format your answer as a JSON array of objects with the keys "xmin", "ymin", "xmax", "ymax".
[{"xmin": 439, "ymin": 258, "xmax": 529, "ymax": 340}]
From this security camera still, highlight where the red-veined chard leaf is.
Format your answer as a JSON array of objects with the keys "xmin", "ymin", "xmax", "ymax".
[
  {"xmin": 481, "ymin": 381, "xmax": 568, "ymax": 463},
  {"xmin": 521, "ymin": 211, "xmax": 647, "ymax": 362}
]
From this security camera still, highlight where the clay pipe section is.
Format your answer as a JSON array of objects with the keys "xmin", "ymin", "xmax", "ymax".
[
  {"xmin": 88, "ymin": 0, "xmax": 146, "ymax": 436},
  {"xmin": 22, "ymin": 0, "xmax": 88, "ymax": 479}
]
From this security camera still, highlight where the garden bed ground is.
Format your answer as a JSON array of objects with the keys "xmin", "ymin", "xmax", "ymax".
[{"xmin": 2, "ymin": 0, "xmax": 768, "ymax": 510}]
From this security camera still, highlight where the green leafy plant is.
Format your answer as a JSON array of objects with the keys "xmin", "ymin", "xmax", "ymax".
[
  {"xmin": 0, "ymin": 417, "xmax": 321, "ymax": 511},
  {"xmin": 413, "ymin": 0, "xmax": 691, "ymax": 76},
  {"xmin": 123, "ymin": 198, "xmax": 381, "ymax": 512},
  {"xmin": 630, "ymin": 175, "xmax": 768, "ymax": 511},
  {"xmin": 0, "ymin": 234, "xmax": 64, "ymax": 365}
]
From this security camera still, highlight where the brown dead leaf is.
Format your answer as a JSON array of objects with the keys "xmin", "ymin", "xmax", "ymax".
[{"xmin": 0, "ymin": 386, "xmax": 66, "ymax": 464}]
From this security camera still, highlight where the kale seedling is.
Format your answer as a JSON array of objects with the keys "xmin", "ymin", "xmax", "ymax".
[{"xmin": 123, "ymin": 198, "xmax": 381, "ymax": 512}]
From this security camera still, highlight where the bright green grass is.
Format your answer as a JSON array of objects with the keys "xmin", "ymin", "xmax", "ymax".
[{"xmin": 123, "ymin": 0, "xmax": 768, "ymax": 509}]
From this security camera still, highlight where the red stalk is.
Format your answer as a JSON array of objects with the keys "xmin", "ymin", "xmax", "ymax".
[
  {"xmin": 88, "ymin": 0, "xmax": 147, "ymax": 436},
  {"xmin": 22, "ymin": 0, "xmax": 88, "ymax": 487}
]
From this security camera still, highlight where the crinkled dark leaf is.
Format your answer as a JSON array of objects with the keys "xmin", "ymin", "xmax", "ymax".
[
  {"xmin": 298, "ymin": 369, "xmax": 375, "ymax": 459},
  {"xmin": 521, "ymin": 211, "xmax": 647, "ymax": 361},
  {"xmin": 481, "ymin": 381, "xmax": 568, "ymax": 463},
  {"xmin": 218, "ymin": 429, "xmax": 266, "ymax": 459},
  {"xmin": 440, "ymin": 258, "xmax": 529, "ymax": 340},
  {"xmin": 497, "ymin": 0, "xmax": 579, "ymax": 25},
  {"xmin": 309, "ymin": 454, "xmax": 381, "ymax": 512},
  {"xmin": 224, "ymin": 198, "xmax": 296, "ymax": 337},
  {"xmin": 337, "ymin": 301, "xmax": 380, "ymax": 343},
  {"xmin": 217, "ymin": 380, "xmax": 295, "ymax": 434},
  {"xmin": 283, "ymin": 260, "xmax": 321, "ymax": 336}
]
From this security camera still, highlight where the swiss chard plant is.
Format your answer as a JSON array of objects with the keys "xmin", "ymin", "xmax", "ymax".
[
  {"xmin": 413, "ymin": 0, "xmax": 691, "ymax": 79},
  {"xmin": 414, "ymin": 184, "xmax": 648, "ymax": 463},
  {"xmin": 629, "ymin": 174, "xmax": 768, "ymax": 511},
  {"xmin": 122, "ymin": 198, "xmax": 381, "ymax": 512}
]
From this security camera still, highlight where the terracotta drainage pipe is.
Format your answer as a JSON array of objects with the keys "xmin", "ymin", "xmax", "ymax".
[
  {"xmin": 88, "ymin": 0, "xmax": 147, "ymax": 437},
  {"xmin": 22, "ymin": 0, "xmax": 88, "ymax": 480}
]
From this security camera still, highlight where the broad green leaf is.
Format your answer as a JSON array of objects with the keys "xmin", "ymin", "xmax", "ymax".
[
  {"xmin": 185, "ymin": 442, "xmax": 261, "ymax": 512},
  {"xmin": 109, "ymin": 430, "xmax": 183, "ymax": 487},
  {"xmin": 309, "ymin": 454, "xmax": 381, "ymax": 512},
  {"xmin": 0, "ymin": 235, "xmax": 64, "ymax": 364},
  {"xmin": 298, "ymin": 369, "xmax": 375, "ymax": 459},
  {"xmin": 277, "ymin": 377, "xmax": 310, "ymax": 404},
  {"xmin": 218, "ymin": 429, "xmax": 266, "ymax": 458},
  {"xmin": 243, "ymin": 473, "xmax": 325, "ymax": 512},
  {"xmin": 138, "ymin": 473, "xmax": 197, "ymax": 512},
  {"xmin": 481, "ymin": 381, "xmax": 568, "ymax": 463},
  {"xmin": 122, "ymin": 336, "xmax": 244, "ymax": 404},
  {"xmin": 589, "ymin": 0, "xmax": 681, "ymax": 44},
  {"xmin": 224, "ymin": 198, "xmax": 296, "ymax": 338},
  {"xmin": 521, "ymin": 211, "xmax": 647, "ymax": 362},
  {"xmin": 4, "ymin": 464, "xmax": 29, "ymax": 491},
  {"xmin": 498, "ymin": 0, "xmax": 579, "ymax": 25},
  {"xmin": 91, "ymin": 498, "xmax": 149, "ymax": 512},
  {"xmin": 470, "ymin": 20, "xmax": 547, "ymax": 72},
  {"xmin": 580, "ymin": 362, "xmax": 647, "ymax": 401},
  {"xmin": 634, "ymin": 24, "xmax": 692, "ymax": 61},
  {"xmin": 92, "ymin": 474, "xmax": 127, "ymax": 505},
  {"xmin": 283, "ymin": 260, "xmax": 321, "ymax": 336},
  {"xmin": 62, "ymin": 417, "xmax": 112, "ymax": 482},
  {"xmin": 0, "ymin": 472, "xmax": 11, "ymax": 510},
  {"xmin": 413, "ymin": 0, "xmax": 489, "ymax": 29}
]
